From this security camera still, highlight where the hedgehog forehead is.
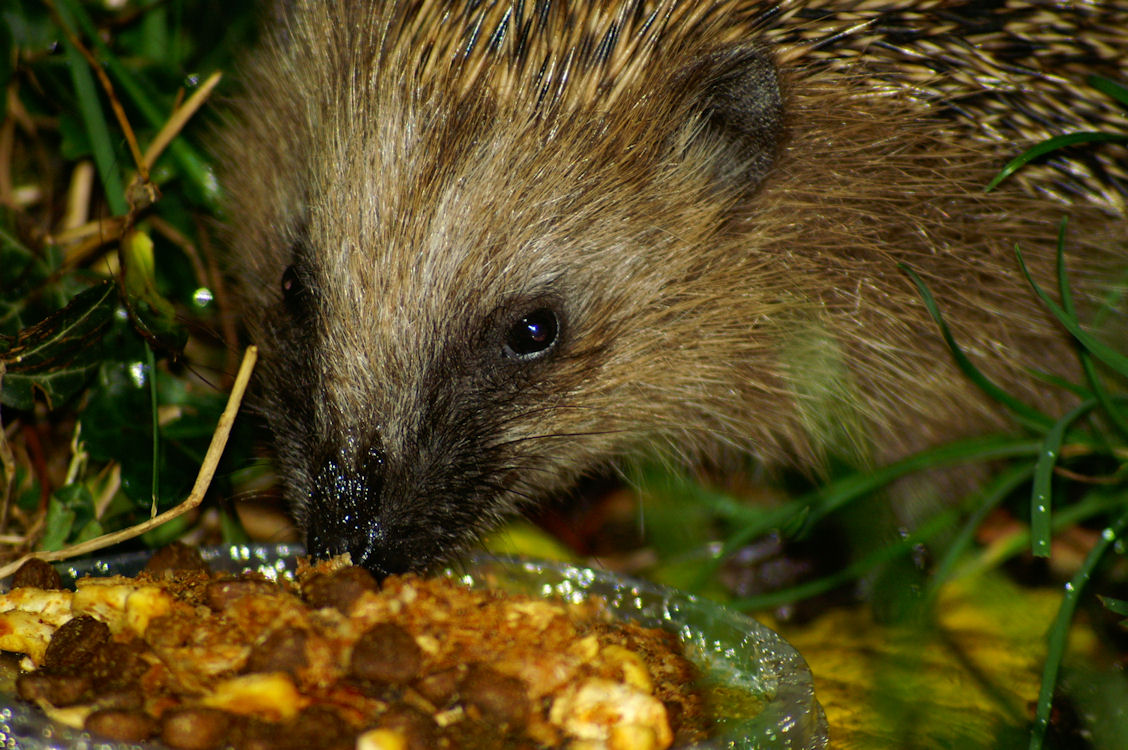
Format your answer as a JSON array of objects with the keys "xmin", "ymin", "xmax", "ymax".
[
  {"xmin": 309, "ymin": 108, "xmax": 566, "ymax": 305},
  {"xmin": 305, "ymin": 130, "xmax": 565, "ymax": 411},
  {"xmin": 317, "ymin": 0, "xmax": 752, "ymax": 114},
  {"xmin": 307, "ymin": 76, "xmax": 661, "ymax": 309}
]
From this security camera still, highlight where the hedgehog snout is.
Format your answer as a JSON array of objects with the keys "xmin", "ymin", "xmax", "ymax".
[{"xmin": 304, "ymin": 446, "xmax": 413, "ymax": 578}]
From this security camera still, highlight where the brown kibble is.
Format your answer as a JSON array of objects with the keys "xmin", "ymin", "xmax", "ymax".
[
  {"xmin": 303, "ymin": 566, "xmax": 379, "ymax": 614},
  {"xmin": 11, "ymin": 558, "xmax": 63, "ymax": 590},
  {"xmin": 17, "ymin": 671, "xmax": 92, "ymax": 706},
  {"xmin": 204, "ymin": 578, "xmax": 275, "ymax": 611},
  {"xmin": 88, "ymin": 639, "xmax": 150, "ymax": 691},
  {"xmin": 289, "ymin": 706, "xmax": 357, "ymax": 750},
  {"xmin": 349, "ymin": 622, "xmax": 422, "ymax": 684},
  {"xmin": 44, "ymin": 615, "xmax": 110, "ymax": 672},
  {"xmin": 86, "ymin": 708, "xmax": 157, "ymax": 742},
  {"xmin": 145, "ymin": 542, "xmax": 211, "ymax": 576},
  {"xmin": 414, "ymin": 666, "xmax": 463, "ymax": 706},
  {"xmin": 231, "ymin": 708, "xmax": 354, "ymax": 750},
  {"xmin": 92, "ymin": 684, "xmax": 145, "ymax": 711},
  {"xmin": 244, "ymin": 626, "xmax": 309, "ymax": 676},
  {"xmin": 161, "ymin": 707, "xmax": 233, "ymax": 750},
  {"xmin": 460, "ymin": 663, "xmax": 530, "ymax": 728},
  {"xmin": 377, "ymin": 704, "xmax": 438, "ymax": 750}
]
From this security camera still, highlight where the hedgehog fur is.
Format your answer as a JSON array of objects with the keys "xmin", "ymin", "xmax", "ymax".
[{"xmin": 220, "ymin": 0, "xmax": 1128, "ymax": 575}]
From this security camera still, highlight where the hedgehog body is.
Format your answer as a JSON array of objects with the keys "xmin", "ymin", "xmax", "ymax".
[{"xmin": 221, "ymin": 0, "xmax": 1128, "ymax": 575}]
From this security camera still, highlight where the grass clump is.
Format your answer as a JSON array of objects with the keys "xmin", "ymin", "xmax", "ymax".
[{"xmin": 1, "ymin": 1, "xmax": 262, "ymax": 556}]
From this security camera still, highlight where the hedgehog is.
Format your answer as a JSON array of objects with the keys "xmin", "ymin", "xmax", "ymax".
[{"xmin": 219, "ymin": 0, "xmax": 1128, "ymax": 576}]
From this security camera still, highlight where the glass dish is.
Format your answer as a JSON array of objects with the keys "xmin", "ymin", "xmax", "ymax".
[{"xmin": 0, "ymin": 544, "xmax": 829, "ymax": 750}]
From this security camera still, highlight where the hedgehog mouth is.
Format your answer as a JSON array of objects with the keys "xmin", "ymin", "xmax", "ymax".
[
  {"xmin": 299, "ymin": 430, "xmax": 546, "ymax": 577},
  {"xmin": 302, "ymin": 471, "xmax": 484, "ymax": 578},
  {"xmin": 305, "ymin": 508, "xmax": 431, "ymax": 579}
]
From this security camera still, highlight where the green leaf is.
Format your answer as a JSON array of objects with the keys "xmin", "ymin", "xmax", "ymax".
[
  {"xmin": 141, "ymin": 514, "xmax": 192, "ymax": 547},
  {"xmin": 1097, "ymin": 595, "xmax": 1128, "ymax": 618},
  {"xmin": 38, "ymin": 483, "xmax": 95, "ymax": 551},
  {"xmin": 782, "ymin": 573, "xmax": 1067, "ymax": 749},
  {"xmin": 39, "ymin": 498, "xmax": 76, "ymax": 552},
  {"xmin": 1, "ymin": 281, "xmax": 117, "ymax": 410},
  {"xmin": 73, "ymin": 518, "xmax": 105, "ymax": 545},
  {"xmin": 123, "ymin": 230, "xmax": 189, "ymax": 356},
  {"xmin": 82, "ymin": 361, "xmax": 227, "ymax": 508}
]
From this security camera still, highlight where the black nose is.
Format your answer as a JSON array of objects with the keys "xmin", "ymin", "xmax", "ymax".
[
  {"xmin": 304, "ymin": 447, "xmax": 411, "ymax": 578},
  {"xmin": 305, "ymin": 519, "xmax": 413, "ymax": 579}
]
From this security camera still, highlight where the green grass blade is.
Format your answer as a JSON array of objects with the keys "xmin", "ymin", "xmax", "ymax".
[
  {"xmin": 694, "ymin": 435, "xmax": 1042, "ymax": 589},
  {"xmin": 801, "ymin": 435, "xmax": 1042, "ymax": 527},
  {"xmin": 1015, "ymin": 247, "xmax": 1128, "ymax": 375},
  {"xmin": 1097, "ymin": 595, "xmax": 1128, "ymax": 618},
  {"xmin": 1088, "ymin": 75, "xmax": 1128, "ymax": 108},
  {"xmin": 1080, "ymin": 355, "xmax": 1128, "ymax": 440},
  {"xmin": 54, "ymin": 0, "xmax": 219, "ymax": 209},
  {"xmin": 632, "ymin": 464, "xmax": 770, "ymax": 526},
  {"xmin": 1029, "ymin": 506, "xmax": 1128, "ymax": 750},
  {"xmin": 927, "ymin": 463, "xmax": 1035, "ymax": 599},
  {"xmin": 53, "ymin": 3, "xmax": 128, "ymax": 217},
  {"xmin": 1030, "ymin": 399, "xmax": 1098, "ymax": 558},
  {"xmin": 1091, "ymin": 265, "xmax": 1128, "ymax": 331},
  {"xmin": 986, "ymin": 132, "xmax": 1128, "ymax": 193},
  {"xmin": 1052, "ymin": 221, "xmax": 1128, "ymax": 439},
  {"xmin": 959, "ymin": 487, "xmax": 1127, "ymax": 581},
  {"xmin": 147, "ymin": 345, "xmax": 160, "ymax": 516},
  {"xmin": 730, "ymin": 501, "xmax": 964, "ymax": 611},
  {"xmin": 902, "ymin": 265, "xmax": 1054, "ymax": 431},
  {"xmin": 1022, "ymin": 368, "xmax": 1090, "ymax": 400}
]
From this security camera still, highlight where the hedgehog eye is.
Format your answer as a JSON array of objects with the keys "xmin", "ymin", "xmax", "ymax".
[{"xmin": 503, "ymin": 307, "xmax": 560, "ymax": 359}]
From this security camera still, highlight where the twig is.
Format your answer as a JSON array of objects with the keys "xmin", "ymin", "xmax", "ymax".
[
  {"xmin": 0, "ymin": 363, "xmax": 15, "ymax": 533},
  {"xmin": 46, "ymin": 0, "xmax": 148, "ymax": 185},
  {"xmin": 148, "ymin": 215, "xmax": 208, "ymax": 287},
  {"xmin": 140, "ymin": 71, "xmax": 222, "ymax": 173},
  {"xmin": 49, "ymin": 70, "xmax": 221, "ymax": 257},
  {"xmin": 0, "ymin": 346, "xmax": 258, "ymax": 580},
  {"xmin": 50, "ymin": 216, "xmax": 128, "ymax": 248},
  {"xmin": 0, "ymin": 91, "xmax": 15, "ymax": 208},
  {"xmin": 61, "ymin": 161, "xmax": 96, "ymax": 232}
]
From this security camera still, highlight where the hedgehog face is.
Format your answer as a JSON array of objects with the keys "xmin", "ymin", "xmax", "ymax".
[
  {"xmin": 226, "ymin": 2, "xmax": 782, "ymax": 576},
  {"xmin": 266, "ymin": 114, "xmax": 657, "ymax": 575},
  {"xmin": 264, "ymin": 180, "xmax": 610, "ymax": 574}
]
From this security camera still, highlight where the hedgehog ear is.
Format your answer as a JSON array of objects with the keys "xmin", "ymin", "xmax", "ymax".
[{"xmin": 677, "ymin": 45, "xmax": 783, "ymax": 193}]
